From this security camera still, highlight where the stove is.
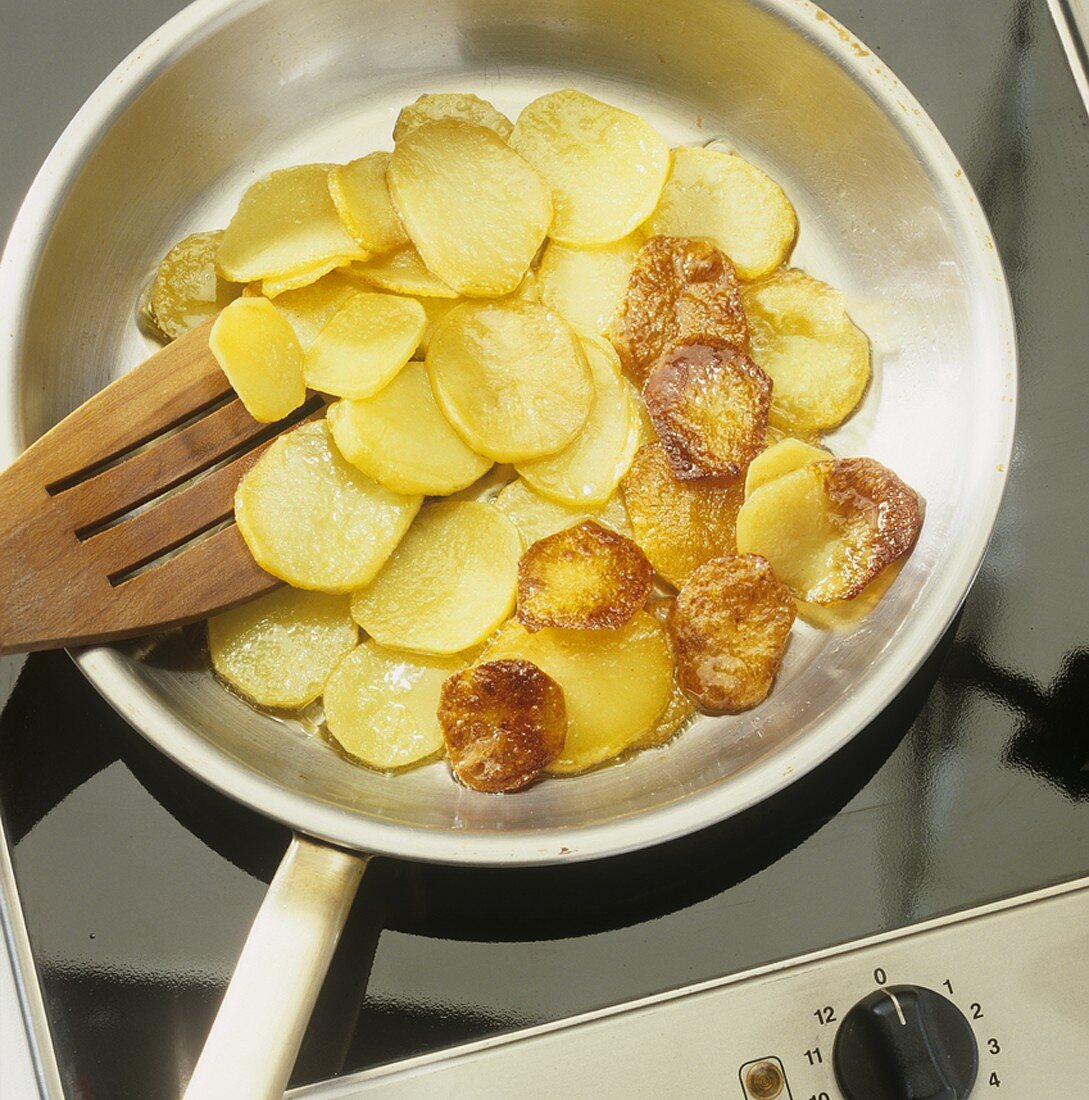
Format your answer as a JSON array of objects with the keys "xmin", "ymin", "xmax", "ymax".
[{"xmin": 3, "ymin": 0, "xmax": 1089, "ymax": 1097}]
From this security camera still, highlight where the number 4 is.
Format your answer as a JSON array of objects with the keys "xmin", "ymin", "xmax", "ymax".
[{"xmin": 989, "ymin": 1071, "xmax": 1001, "ymax": 1087}]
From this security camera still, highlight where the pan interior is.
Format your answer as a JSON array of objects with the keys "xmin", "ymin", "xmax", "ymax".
[{"xmin": 3, "ymin": 0, "xmax": 1014, "ymax": 859}]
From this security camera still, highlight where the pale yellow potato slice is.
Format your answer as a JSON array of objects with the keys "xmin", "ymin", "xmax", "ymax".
[
  {"xmin": 261, "ymin": 256, "xmax": 356, "ymax": 298},
  {"xmin": 798, "ymin": 560, "xmax": 904, "ymax": 630},
  {"xmin": 252, "ymin": 273, "xmax": 358, "ymax": 350},
  {"xmin": 635, "ymin": 681, "xmax": 696, "ymax": 749},
  {"xmin": 328, "ymin": 151, "xmax": 409, "ymax": 256},
  {"xmin": 208, "ymin": 587, "xmax": 357, "ymax": 709},
  {"xmin": 351, "ymin": 501, "xmax": 521, "ymax": 654},
  {"xmin": 235, "ymin": 421, "xmax": 422, "ymax": 592},
  {"xmin": 216, "ymin": 164, "xmax": 368, "ymax": 284},
  {"xmin": 510, "ymin": 90, "xmax": 671, "ymax": 245},
  {"xmin": 341, "ymin": 245, "xmax": 459, "ymax": 298},
  {"xmin": 483, "ymin": 611, "xmax": 673, "ymax": 773},
  {"xmin": 304, "ymin": 292, "xmax": 425, "ymax": 398},
  {"xmin": 327, "ymin": 362, "xmax": 492, "ymax": 495},
  {"xmin": 389, "ymin": 119, "xmax": 552, "ymax": 296},
  {"xmin": 427, "ymin": 301, "xmax": 593, "ymax": 462},
  {"xmin": 493, "ymin": 479, "xmax": 633, "ymax": 546},
  {"xmin": 323, "ymin": 641, "xmax": 462, "ymax": 770},
  {"xmin": 208, "ymin": 297, "xmax": 305, "ymax": 423},
  {"xmin": 417, "ymin": 295, "xmax": 463, "ymax": 353},
  {"xmin": 147, "ymin": 230, "xmax": 240, "ymax": 340},
  {"xmin": 735, "ymin": 459, "xmax": 921, "ymax": 604},
  {"xmin": 745, "ymin": 437, "xmax": 830, "ymax": 497},
  {"xmin": 742, "ymin": 268, "xmax": 871, "ymax": 435},
  {"xmin": 536, "ymin": 234, "xmax": 641, "ymax": 336},
  {"xmin": 516, "ymin": 337, "xmax": 638, "ymax": 505},
  {"xmin": 647, "ymin": 146, "xmax": 797, "ymax": 279},
  {"xmin": 393, "ymin": 92, "xmax": 514, "ymax": 142}
]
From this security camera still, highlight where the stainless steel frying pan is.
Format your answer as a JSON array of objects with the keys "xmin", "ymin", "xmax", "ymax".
[{"xmin": 0, "ymin": 0, "xmax": 1016, "ymax": 1095}]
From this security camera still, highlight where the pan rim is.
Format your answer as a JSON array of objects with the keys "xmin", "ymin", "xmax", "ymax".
[{"xmin": 0, "ymin": 0, "xmax": 1017, "ymax": 865}]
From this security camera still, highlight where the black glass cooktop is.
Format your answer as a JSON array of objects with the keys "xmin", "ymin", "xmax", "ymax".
[{"xmin": 3, "ymin": 0, "xmax": 1089, "ymax": 1096}]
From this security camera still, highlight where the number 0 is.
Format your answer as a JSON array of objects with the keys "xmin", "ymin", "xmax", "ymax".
[{"xmin": 874, "ymin": 967, "xmax": 887, "ymax": 984}]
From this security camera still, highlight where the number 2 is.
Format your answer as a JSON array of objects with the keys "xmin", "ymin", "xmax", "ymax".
[{"xmin": 814, "ymin": 1006, "xmax": 836, "ymax": 1025}]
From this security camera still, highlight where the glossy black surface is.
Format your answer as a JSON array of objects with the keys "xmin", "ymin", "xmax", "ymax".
[{"xmin": 2, "ymin": 0, "xmax": 1089, "ymax": 1096}]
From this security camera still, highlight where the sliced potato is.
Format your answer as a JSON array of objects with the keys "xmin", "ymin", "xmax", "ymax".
[
  {"xmin": 483, "ymin": 611, "xmax": 673, "ymax": 773},
  {"xmin": 394, "ymin": 92, "xmax": 514, "ymax": 142},
  {"xmin": 620, "ymin": 442, "xmax": 746, "ymax": 587},
  {"xmin": 510, "ymin": 90, "xmax": 670, "ymax": 245},
  {"xmin": 493, "ymin": 478, "xmax": 633, "ymax": 545},
  {"xmin": 735, "ymin": 458, "xmax": 922, "ymax": 604},
  {"xmin": 517, "ymin": 520, "xmax": 653, "ymax": 632},
  {"xmin": 147, "ymin": 230, "xmax": 240, "ymax": 340},
  {"xmin": 253, "ymin": 273, "xmax": 359, "ymax": 350},
  {"xmin": 351, "ymin": 501, "xmax": 521, "ymax": 654},
  {"xmin": 388, "ymin": 119, "xmax": 552, "ymax": 296},
  {"xmin": 636, "ymin": 681, "xmax": 696, "ymax": 749},
  {"xmin": 644, "ymin": 343, "xmax": 771, "ymax": 480},
  {"xmin": 417, "ymin": 295, "xmax": 463, "ymax": 353},
  {"xmin": 427, "ymin": 301, "xmax": 593, "ymax": 462},
  {"xmin": 610, "ymin": 235, "xmax": 748, "ymax": 384},
  {"xmin": 342, "ymin": 245, "xmax": 459, "ymax": 298},
  {"xmin": 742, "ymin": 268, "xmax": 871, "ymax": 435},
  {"xmin": 536, "ymin": 234, "xmax": 641, "ymax": 336},
  {"xmin": 304, "ymin": 292, "xmax": 425, "ymax": 398},
  {"xmin": 261, "ymin": 256, "xmax": 354, "ymax": 298},
  {"xmin": 216, "ymin": 164, "xmax": 368, "ymax": 284},
  {"xmin": 235, "ymin": 421, "xmax": 422, "ymax": 592},
  {"xmin": 438, "ymin": 659, "xmax": 566, "ymax": 792},
  {"xmin": 328, "ymin": 152, "xmax": 410, "ymax": 256},
  {"xmin": 647, "ymin": 146, "xmax": 796, "ymax": 279},
  {"xmin": 669, "ymin": 554, "xmax": 795, "ymax": 713},
  {"xmin": 327, "ymin": 362, "xmax": 492, "ymax": 495},
  {"xmin": 208, "ymin": 297, "xmax": 305, "ymax": 422},
  {"xmin": 323, "ymin": 641, "xmax": 461, "ymax": 770},
  {"xmin": 798, "ymin": 559, "xmax": 904, "ymax": 630},
  {"xmin": 208, "ymin": 587, "xmax": 357, "ymax": 709},
  {"xmin": 516, "ymin": 337, "xmax": 638, "ymax": 505},
  {"xmin": 745, "ymin": 437, "xmax": 829, "ymax": 497}
]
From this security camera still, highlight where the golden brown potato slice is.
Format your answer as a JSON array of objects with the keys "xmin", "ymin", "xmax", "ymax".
[
  {"xmin": 394, "ymin": 92, "xmax": 514, "ymax": 142},
  {"xmin": 438, "ymin": 658, "xmax": 567, "ymax": 792},
  {"xmin": 388, "ymin": 119, "xmax": 552, "ymax": 296},
  {"xmin": 536, "ymin": 234, "xmax": 642, "ymax": 337},
  {"xmin": 351, "ymin": 501, "xmax": 521, "ymax": 654},
  {"xmin": 427, "ymin": 301, "xmax": 593, "ymax": 462},
  {"xmin": 235, "ymin": 421, "xmax": 422, "ymax": 592},
  {"xmin": 493, "ymin": 479, "xmax": 633, "ymax": 545},
  {"xmin": 328, "ymin": 151, "xmax": 410, "ymax": 256},
  {"xmin": 647, "ymin": 146, "xmax": 796, "ymax": 279},
  {"xmin": 609, "ymin": 236, "xmax": 748, "ymax": 385},
  {"xmin": 516, "ymin": 520, "xmax": 654, "ymax": 632},
  {"xmin": 251, "ymin": 273, "xmax": 359, "ymax": 350},
  {"xmin": 644, "ymin": 343, "xmax": 771, "ymax": 480},
  {"xmin": 668, "ymin": 554, "xmax": 795, "ymax": 713},
  {"xmin": 797, "ymin": 560, "xmax": 904, "ymax": 630},
  {"xmin": 303, "ymin": 292, "xmax": 425, "ymax": 398},
  {"xmin": 744, "ymin": 437, "xmax": 829, "ymax": 497},
  {"xmin": 323, "ymin": 641, "xmax": 462, "ymax": 770},
  {"xmin": 147, "ymin": 230, "xmax": 240, "ymax": 340},
  {"xmin": 342, "ymin": 245, "xmax": 459, "ymax": 298},
  {"xmin": 516, "ymin": 337, "xmax": 638, "ymax": 505},
  {"xmin": 483, "ymin": 611, "xmax": 673, "ymax": 773},
  {"xmin": 742, "ymin": 268, "xmax": 871, "ymax": 435},
  {"xmin": 327, "ymin": 362, "xmax": 492, "ymax": 495},
  {"xmin": 735, "ymin": 458, "xmax": 922, "ymax": 604},
  {"xmin": 620, "ymin": 442, "xmax": 745, "ymax": 587},
  {"xmin": 208, "ymin": 297, "xmax": 305, "ymax": 423},
  {"xmin": 510, "ymin": 90, "xmax": 671, "ymax": 245},
  {"xmin": 216, "ymin": 164, "xmax": 368, "ymax": 284},
  {"xmin": 208, "ymin": 587, "xmax": 357, "ymax": 709}
]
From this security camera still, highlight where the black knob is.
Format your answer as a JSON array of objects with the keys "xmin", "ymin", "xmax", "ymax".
[{"xmin": 833, "ymin": 985, "xmax": 978, "ymax": 1100}]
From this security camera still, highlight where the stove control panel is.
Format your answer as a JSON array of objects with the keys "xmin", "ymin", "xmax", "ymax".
[{"xmin": 293, "ymin": 877, "xmax": 1089, "ymax": 1099}]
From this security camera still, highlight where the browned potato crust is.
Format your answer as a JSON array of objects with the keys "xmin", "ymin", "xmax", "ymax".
[
  {"xmin": 620, "ymin": 442, "xmax": 745, "ymax": 587},
  {"xmin": 644, "ymin": 343, "xmax": 771, "ymax": 480},
  {"xmin": 438, "ymin": 659, "xmax": 567, "ymax": 792},
  {"xmin": 819, "ymin": 458, "xmax": 922, "ymax": 601},
  {"xmin": 609, "ymin": 236, "xmax": 748, "ymax": 384},
  {"xmin": 669, "ymin": 554, "xmax": 795, "ymax": 713},
  {"xmin": 517, "ymin": 520, "xmax": 654, "ymax": 632}
]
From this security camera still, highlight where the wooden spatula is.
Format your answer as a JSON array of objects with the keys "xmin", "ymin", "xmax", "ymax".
[{"xmin": 0, "ymin": 320, "xmax": 321, "ymax": 654}]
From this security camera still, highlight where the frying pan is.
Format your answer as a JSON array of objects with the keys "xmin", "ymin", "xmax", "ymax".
[{"xmin": 0, "ymin": 0, "xmax": 1017, "ymax": 1095}]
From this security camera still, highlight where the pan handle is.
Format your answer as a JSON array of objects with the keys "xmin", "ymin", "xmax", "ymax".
[{"xmin": 182, "ymin": 835, "xmax": 369, "ymax": 1100}]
